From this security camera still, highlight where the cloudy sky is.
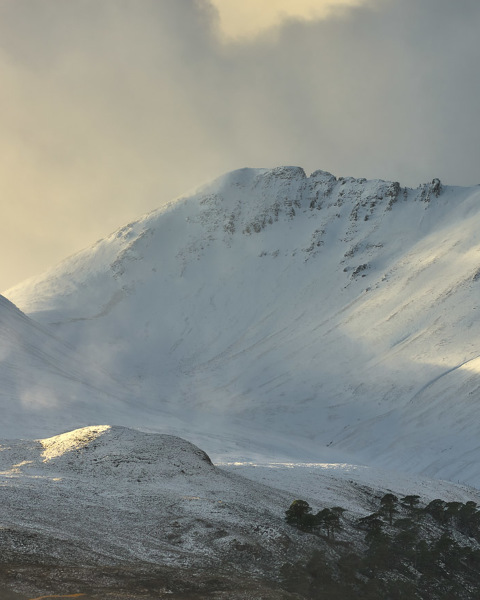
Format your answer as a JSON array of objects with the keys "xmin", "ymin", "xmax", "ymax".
[{"xmin": 1, "ymin": 0, "xmax": 480, "ymax": 291}]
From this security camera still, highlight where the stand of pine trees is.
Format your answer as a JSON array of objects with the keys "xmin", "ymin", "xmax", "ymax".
[{"xmin": 282, "ymin": 494, "xmax": 480, "ymax": 599}]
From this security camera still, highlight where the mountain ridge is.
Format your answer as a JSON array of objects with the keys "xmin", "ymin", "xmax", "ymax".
[{"xmin": 4, "ymin": 166, "xmax": 452, "ymax": 315}]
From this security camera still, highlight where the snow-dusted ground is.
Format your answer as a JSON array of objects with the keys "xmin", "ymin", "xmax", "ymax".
[
  {"xmin": 0, "ymin": 426, "xmax": 314, "ymax": 575},
  {"xmin": 4, "ymin": 166, "xmax": 480, "ymax": 487},
  {"xmin": 2, "ymin": 425, "xmax": 480, "ymax": 579},
  {"xmin": 221, "ymin": 462, "xmax": 480, "ymax": 514}
]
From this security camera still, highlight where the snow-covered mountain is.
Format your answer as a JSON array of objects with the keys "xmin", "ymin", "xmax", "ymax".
[{"xmin": 5, "ymin": 166, "xmax": 480, "ymax": 484}]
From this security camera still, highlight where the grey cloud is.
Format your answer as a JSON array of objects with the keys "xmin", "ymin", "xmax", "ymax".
[{"xmin": 1, "ymin": 0, "xmax": 480, "ymax": 290}]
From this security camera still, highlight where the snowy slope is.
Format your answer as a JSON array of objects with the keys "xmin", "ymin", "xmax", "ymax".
[
  {"xmin": 5, "ymin": 167, "xmax": 480, "ymax": 484},
  {"xmin": 1, "ymin": 425, "xmax": 478, "ymax": 574},
  {"xmin": 0, "ymin": 425, "xmax": 310, "ymax": 575},
  {"xmin": 0, "ymin": 295, "xmax": 135, "ymax": 438}
]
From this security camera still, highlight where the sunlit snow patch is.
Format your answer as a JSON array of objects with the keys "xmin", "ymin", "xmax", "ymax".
[{"xmin": 39, "ymin": 424, "xmax": 111, "ymax": 461}]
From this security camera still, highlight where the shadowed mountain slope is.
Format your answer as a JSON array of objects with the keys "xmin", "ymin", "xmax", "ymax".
[{"xmin": 0, "ymin": 295, "xmax": 132, "ymax": 437}]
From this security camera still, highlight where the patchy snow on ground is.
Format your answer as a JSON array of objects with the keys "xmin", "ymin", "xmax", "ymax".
[
  {"xmin": 0, "ymin": 426, "xmax": 303, "ymax": 574},
  {"xmin": 221, "ymin": 461, "xmax": 480, "ymax": 515},
  {"xmin": 1, "ymin": 425, "xmax": 480, "ymax": 580}
]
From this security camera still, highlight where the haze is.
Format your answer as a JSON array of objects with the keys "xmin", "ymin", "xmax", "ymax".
[{"xmin": 1, "ymin": 0, "xmax": 480, "ymax": 291}]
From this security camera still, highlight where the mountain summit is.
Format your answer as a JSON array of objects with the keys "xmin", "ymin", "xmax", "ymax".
[{"xmin": 6, "ymin": 167, "xmax": 480, "ymax": 484}]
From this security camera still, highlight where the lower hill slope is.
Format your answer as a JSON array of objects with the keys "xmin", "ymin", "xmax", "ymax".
[{"xmin": 2, "ymin": 425, "xmax": 480, "ymax": 599}]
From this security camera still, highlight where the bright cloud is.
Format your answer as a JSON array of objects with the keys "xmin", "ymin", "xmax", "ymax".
[
  {"xmin": 1, "ymin": 0, "xmax": 480, "ymax": 292},
  {"xmin": 210, "ymin": 0, "xmax": 367, "ymax": 39}
]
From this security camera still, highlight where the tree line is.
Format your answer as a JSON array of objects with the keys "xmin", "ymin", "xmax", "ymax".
[{"xmin": 282, "ymin": 492, "xmax": 480, "ymax": 599}]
